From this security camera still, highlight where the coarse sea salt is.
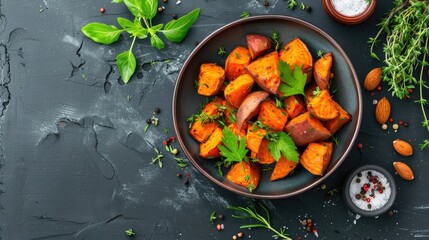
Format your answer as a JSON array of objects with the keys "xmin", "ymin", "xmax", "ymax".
[
  {"xmin": 331, "ymin": 0, "xmax": 370, "ymax": 17},
  {"xmin": 349, "ymin": 170, "xmax": 391, "ymax": 211}
]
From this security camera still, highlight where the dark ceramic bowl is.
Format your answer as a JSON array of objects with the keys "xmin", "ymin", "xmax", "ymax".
[
  {"xmin": 172, "ymin": 16, "xmax": 362, "ymax": 199},
  {"xmin": 342, "ymin": 165, "xmax": 396, "ymax": 217},
  {"xmin": 322, "ymin": 0, "xmax": 377, "ymax": 25}
]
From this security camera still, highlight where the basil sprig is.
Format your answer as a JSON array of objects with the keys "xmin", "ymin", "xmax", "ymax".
[{"xmin": 81, "ymin": 0, "xmax": 200, "ymax": 83}]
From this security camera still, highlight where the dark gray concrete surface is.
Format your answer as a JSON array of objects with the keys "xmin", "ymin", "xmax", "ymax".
[{"xmin": 1, "ymin": 0, "xmax": 428, "ymax": 239}]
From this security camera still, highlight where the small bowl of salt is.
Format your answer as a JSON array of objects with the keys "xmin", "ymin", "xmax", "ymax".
[
  {"xmin": 322, "ymin": 0, "xmax": 377, "ymax": 25},
  {"xmin": 343, "ymin": 164, "xmax": 396, "ymax": 217}
]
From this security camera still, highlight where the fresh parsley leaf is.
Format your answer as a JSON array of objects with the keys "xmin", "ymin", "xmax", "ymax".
[
  {"xmin": 268, "ymin": 132, "xmax": 299, "ymax": 162},
  {"xmin": 81, "ymin": 23, "xmax": 123, "ymax": 44},
  {"xmin": 218, "ymin": 127, "xmax": 248, "ymax": 164},
  {"xmin": 162, "ymin": 8, "xmax": 200, "ymax": 42},
  {"xmin": 278, "ymin": 61, "xmax": 307, "ymax": 98}
]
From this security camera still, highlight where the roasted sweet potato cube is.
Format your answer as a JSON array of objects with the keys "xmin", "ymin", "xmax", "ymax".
[
  {"xmin": 246, "ymin": 34, "xmax": 272, "ymax": 60},
  {"xmin": 300, "ymin": 142, "xmax": 331, "ymax": 176},
  {"xmin": 228, "ymin": 123, "xmax": 247, "ymax": 138},
  {"xmin": 279, "ymin": 38, "xmax": 313, "ymax": 83},
  {"xmin": 225, "ymin": 46, "xmax": 252, "ymax": 81},
  {"xmin": 313, "ymin": 52, "xmax": 334, "ymax": 90},
  {"xmin": 245, "ymin": 51, "xmax": 281, "ymax": 94},
  {"xmin": 199, "ymin": 127, "xmax": 223, "ymax": 159},
  {"xmin": 284, "ymin": 112, "xmax": 331, "ymax": 146},
  {"xmin": 283, "ymin": 95, "xmax": 306, "ymax": 120},
  {"xmin": 324, "ymin": 101, "xmax": 352, "ymax": 134},
  {"xmin": 321, "ymin": 141, "xmax": 334, "ymax": 171},
  {"xmin": 270, "ymin": 155, "xmax": 299, "ymax": 181},
  {"xmin": 256, "ymin": 139, "xmax": 276, "ymax": 164},
  {"xmin": 190, "ymin": 120, "xmax": 218, "ymax": 143},
  {"xmin": 307, "ymin": 90, "xmax": 339, "ymax": 120},
  {"xmin": 202, "ymin": 97, "xmax": 225, "ymax": 116},
  {"xmin": 224, "ymin": 74, "xmax": 255, "ymax": 108},
  {"xmin": 304, "ymin": 83, "xmax": 318, "ymax": 103},
  {"xmin": 246, "ymin": 126, "xmax": 267, "ymax": 154},
  {"xmin": 236, "ymin": 91, "xmax": 269, "ymax": 130},
  {"xmin": 197, "ymin": 63, "xmax": 225, "ymax": 96},
  {"xmin": 257, "ymin": 99, "xmax": 288, "ymax": 132},
  {"xmin": 226, "ymin": 162, "xmax": 261, "ymax": 190}
]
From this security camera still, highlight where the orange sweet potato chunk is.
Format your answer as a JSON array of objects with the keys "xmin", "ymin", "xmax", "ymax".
[
  {"xmin": 300, "ymin": 142, "xmax": 329, "ymax": 176},
  {"xmin": 284, "ymin": 112, "xmax": 331, "ymax": 146},
  {"xmin": 307, "ymin": 90, "xmax": 339, "ymax": 120},
  {"xmin": 283, "ymin": 95, "xmax": 306, "ymax": 120},
  {"xmin": 197, "ymin": 63, "xmax": 225, "ymax": 96},
  {"xmin": 246, "ymin": 126, "xmax": 267, "ymax": 154},
  {"xmin": 279, "ymin": 38, "xmax": 313, "ymax": 83},
  {"xmin": 257, "ymin": 99, "xmax": 288, "ymax": 132},
  {"xmin": 245, "ymin": 51, "xmax": 281, "ymax": 94},
  {"xmin": 313, "ymin": 52, "xmax": 334, "ymax": 90},
  {"xmin": 189, "ymin": 97, "xmax": 225, "ymax": 143},
  {"xmin": 224, "ymin": 74, "xmax": 255, "ymax": 108},
  {"xmin": 225, "ymin": 46, "xmax": 252, "ymax": 81},
  {"xmin": 321, "ymin": 141, "xmax": 334, "ymax": 171},
  {"xmin": 199, "ymin": 127, "xmax": 223, "ymax": 159},
  {"xmin": 226, "ymin": 162, "xmax": 261, "ymax": 190},
  {"xmin": 270, "ymin": 156, "xmax": 299, "ymax": 181},
  {"xmin": 324, "ymin": 101, "xmax": 352, "ymax": 134},
  {"xmin": 256, "ymin": 139, "xmax": 276, "ymax": 164}
]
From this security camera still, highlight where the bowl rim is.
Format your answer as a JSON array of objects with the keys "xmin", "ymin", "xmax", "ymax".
[
  {"xmin": 172, "ymin": 15, "xmax": 363, "ymax": 199},
  {"xmin": 342, "ymin": 164, "xmax": 397, "ymax": 217}
]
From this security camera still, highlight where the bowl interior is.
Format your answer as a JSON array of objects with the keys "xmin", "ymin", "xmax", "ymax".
[{"xmin": 173, "ymin": 16, "xmax": 362, "ymax": 198}]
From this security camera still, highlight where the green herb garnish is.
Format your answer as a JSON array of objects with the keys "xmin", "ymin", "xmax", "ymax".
[
  {"xmin": 218, "ymin": 45, "xmax": 226, "ymax": 56},
  {"xmin": 240, "ymin": 11, "xmax": 250, "ymax": 18},
  {"xmin": 82, "ymin": 0, "xmax": 200, "ymax": 83},
  {"xmin": 369, "ymin": 0, "xmax": 429, "ymax": 145},
  {"xmin": 152, "ymin": 147, "xmax": 164, "ymax": 168},
  {"xmin": 267, "ymin": 132, "xmax": 299, "ymax": 162},
  {"xmin": 278, "ymin": 61, "xmax": 307, "ymax": 98},
  {"xmin": 317, "ymin": 49, "xmax": 324, "ymax": 58},
  {"xmin": 218, "ymin": 127, "xmax": 248, "ymax": 165},
  {"xmin": 228, "ymin": 201, "xmax": 292, "ymax": 240},
  {"xmin": 272, "ymin": 30, "xmax": 282, "ymax": 51},
  {"xmin": 125, "ymin": 228, "xmax": 135, "ymax": 236},
  {"xmin": 210, "ymin": 211, "xmax": 217, "ymax": 224},
  {"xmin": 287, "ymin": 0, "xmax": 297, "ymax": 10}
]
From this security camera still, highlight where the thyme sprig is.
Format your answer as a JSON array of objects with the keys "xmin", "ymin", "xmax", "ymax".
[
  {"xmin": 369, "ymin": 0, "xmax": 429, "ymax": 144},
  {"xmin": 228, "ymin": 201, "xmax": 292, "ymax": 240}
]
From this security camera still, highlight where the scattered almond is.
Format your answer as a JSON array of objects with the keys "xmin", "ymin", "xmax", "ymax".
[
  {"xmin": 375, "ymin": 97, "xmax": 391, "ymax": 124},
  {"xmin": 393, "ymin": 161, "xmax": 414, "ymax": 180},
  {"xmin": 393, "ymin": 139, "xmax": 413, "ymax": 156},
  {"xmin": 364, "ymin": 67, "xmax": 382, "ymax": 91}
]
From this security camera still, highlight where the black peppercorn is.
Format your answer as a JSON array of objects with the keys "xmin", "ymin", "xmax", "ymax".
[
  {"xmin": 355, "ymin": 194, "xmax": 361, "ymax": 200},
  {"xmin": 218, "ymin": 214, "xmax": 224, "ymax": 220},
  {"xmin": 368, "ymin": 171, "xmax": 372, "ymax": 176},
  {"xmin": 263, "ymin": 0, "xmax": 269, "ymax": 6},
  {"xmin": 305, "ymin": 6, "xmax": 312, "ymax": 12},
  {"xmin": 146, "ymin": 118, "xmax": 152, "ymax": 124},
  {"xmin": 367, "ymin": 204, "xmax": 372, "ymax": 209},
  {"xmin": 157, "ymin": 7, "xmax": 164, "ymax": 13},
  {"xmin": 356, "ymin": 178, "xmax": 361, "ymax": 183},
  {"xmin": 183, "ymin": 178, "xmax": 190, "ymax": 185},
  {"xmin": 172, "ymin": 14, "xmax": 178, "ymax": 19},
  {"xmin": 387, "ymin": 210, "xmax": 394, "ymax": 217},
  {"xmin": 357, "ymin": 172, "xmax": 362, "ymax": 177},
  {"xmin": 176, "ymin": 173, "xmax": 182, "ymax": 178},
  {"xmin": 154, "ymin": 107, "xmax": 161, "ymax": 114}
]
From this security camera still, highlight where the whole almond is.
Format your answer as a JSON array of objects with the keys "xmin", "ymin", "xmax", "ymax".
[
  {"xmin": 393, "ymin": 162, "xmax": 414, "ymax": 180},
  {"xmin": 364, "ymin": 67, "xmax": 382, "ymax": 91},
  {"xmin": 375, "ymin": 97, "xmax": 391, "ymax": 124},
  {"xmin": 393, "ymin": 139, "xmax": 413, "ymax": 156}
]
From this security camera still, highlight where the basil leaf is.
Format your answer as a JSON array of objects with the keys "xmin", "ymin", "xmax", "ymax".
[
  {"xmin": 116, "ymin": 50, "xmax": 136, "ymax": 83},
  {"xmin": 82, "ymin": 22, "xmax": 123, "ymax": 44},
  {"xmin": 150, "ymin": 34, "xmax": 165, "ymax": 50},
  {"xmin": 112, "ymin": 0, "xmax": 123, "ymax": 3},
  {"xmin": 151, "ymin": 23, "xmax": 164, "ymax": 32},
  {"xmin": 141, "ymin": 0, "xmax": 158, "ymax": 20},
  {"xmin": 124, "ymin": 0, "xmax": 145, "ymax": 17},
  {"xmin": 161, "ymin": 8, "xmax": 200, "ymax": 42},
  {"xmin": 117, "ymin": 17, "xmax": 148, "ymax": 38}
]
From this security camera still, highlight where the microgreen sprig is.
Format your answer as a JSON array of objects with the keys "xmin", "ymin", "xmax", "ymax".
[
  {"xmin": 228, "ymin": 201, "xmax": 292, "ymax": 240},
  {"xmin": 82, "ymin": 0, "xmax": 200, "ymax": 83}
]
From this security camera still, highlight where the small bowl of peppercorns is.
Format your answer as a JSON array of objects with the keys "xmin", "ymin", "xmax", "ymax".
[{"xmin": 342, "ymin": 164, "xmax": 396, "ymax": 217}]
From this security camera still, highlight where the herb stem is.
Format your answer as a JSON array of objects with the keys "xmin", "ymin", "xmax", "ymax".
[{"xmin": 419, "ymin": 36, "xmax": 429, "ymax": 132}]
